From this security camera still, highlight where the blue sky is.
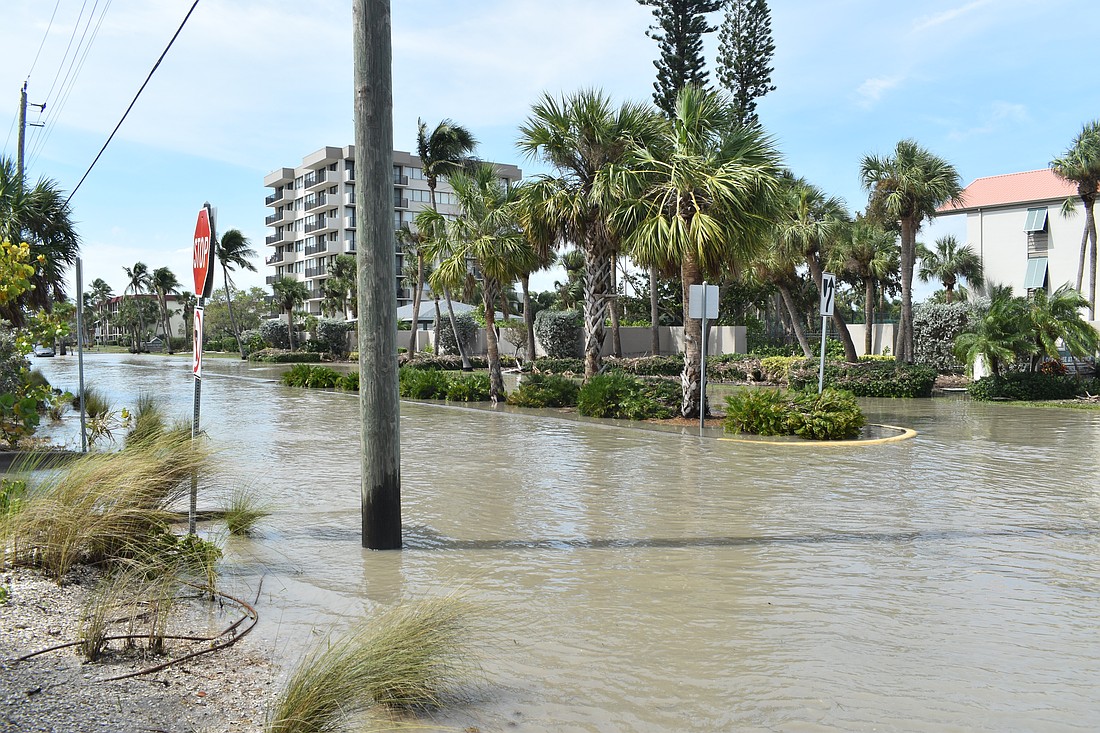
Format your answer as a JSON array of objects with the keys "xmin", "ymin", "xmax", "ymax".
[{"xmin": 1, "ymin": 0, "xmax": 1095, "ymax": 300}]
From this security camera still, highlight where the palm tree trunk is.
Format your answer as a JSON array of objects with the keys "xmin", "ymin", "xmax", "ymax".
[
  {"xmin": 483, "ymin": 279, "xmax": 505, "ymax": 402},
  {"xmin": 442, "ymin": 286, "xmax": 472, "ymax": 370},
  {"xmin": 609, "ymin": 255, "xmax": 622, "ymax": 358},
  {"xmin": 522, "ymin": 273, "xmax": 535, "ymax": 362},
  {"xmin": 432, "ymin": 296, "xmax": 441, "ymax": 353},
  {"xmin": 1085, "ymin": 198, "xmax": 1097, "ymax": 318},
  {"xmin": 777, "ymin": 283, "xmax": 813, "ymax": 356},
  {"xmin": 408, "ymin": 252, "xmax": 424, "ymax": 353},
  {"xmin": 581, "ymin": 239, "xmax": 612, "ymax": 379},
  {"xmin": 1077, "ymin": 194, "xmax": 1090, "ymax": 294},
  {"xmin": 679, "ymin": 253, "xmax": 705, "ymax": 418},
  {"xmin": 864, "ymin": 279, "xmax": 875, "ymax": 357},
  {"xmin": 287, "ymin": 309, "xmax": 296, "ymax": 350},
  {"xmin": 160, "ymin": 297, "xmax": 174, "ymax": 354},
  {"xmin": 897, "ymin": 218, "xmax": 917, "ymax": 362},
  {"xmin": 649, "ymin": 266, "xmax": 660, "ymax": 355},
  {"xmin": 223, "ymin": 268, "xmax": 245, "ymax": 359}
]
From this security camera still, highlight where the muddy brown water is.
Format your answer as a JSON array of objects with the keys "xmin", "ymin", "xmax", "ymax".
[{"xmin": 27, "ymin": 353, "xmax": 1100, "ymax": 731}]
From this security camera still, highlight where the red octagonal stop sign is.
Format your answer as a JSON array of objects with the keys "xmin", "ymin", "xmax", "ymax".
[{"xmin": 193, "ymin": 204, "xmax": 215, "ymax": 298}]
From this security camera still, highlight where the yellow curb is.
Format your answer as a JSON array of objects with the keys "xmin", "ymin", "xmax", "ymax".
[{"xmin": 719, "ymin": 424, "xmax": 917, "ymax": 446}]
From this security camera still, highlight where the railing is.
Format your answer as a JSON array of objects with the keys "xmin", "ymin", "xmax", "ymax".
[
  {"xmin": 265, "ymin": 275, "xmax": 277, "ymax": 284},
  {"xmin": 265, "ymin": 233, "xmax": 284, "ymax": 245},
  {"xmin": 393, "ymin": 197, "xmax": 409, "ymax": 210},
  {"xmin": 345, "ymin": 216, "xmax": 356, "ymax": 229},
  {"xmin": 304, "ymin": 170, "xmax": 327, "ymax": 188},
  {"xmin": 264, "ymin": 190, "xmax": 283, "ymax": 205},
  {"xmin": 393, "ymin": 174, "xmax": 408, "ymax": 186},
  {"xmin": 265, "ymin": 252, "xmax": 284, "ymax": 265},
  {"xmin": 309, "ymin": 288, "xmax": 325, "ymax": 299},
  {"xmin": 305, "ymin": 194, "xmax": 327, "ymax": 211},
  {"xmin": 304, "ymin": 218, "xmax": 326, "ymax": 234},
  {"xmin": 305, "ymin": 242, "xmax": 328, "ymax": 256},
  {"xmin": 345, "ymin": 165, "xmax": 355, "ymax": 182},
  {"xmin": 305, "ymin": 266, "xmax": 326, "ymax": 278},
  {"xmin": 265, "ymin": 211, "xmax": 283, "ymax": 225}
]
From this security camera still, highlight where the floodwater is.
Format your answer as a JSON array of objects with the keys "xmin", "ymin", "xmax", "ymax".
[{"xmin": 27, "ymin": 353, "xmax": 1100, "ymax": 731}]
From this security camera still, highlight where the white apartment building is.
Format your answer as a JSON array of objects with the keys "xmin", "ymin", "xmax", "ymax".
[{"xmin": 263, "ymin": 145, "xmax": 522, "ymax": 316}]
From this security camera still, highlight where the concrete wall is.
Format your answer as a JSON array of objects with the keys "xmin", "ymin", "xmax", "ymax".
[{"xmin": 844, "ymin": 324, "xmax": 895, "ymax": 357}]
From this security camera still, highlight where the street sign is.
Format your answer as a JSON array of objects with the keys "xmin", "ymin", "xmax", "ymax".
[
  {"xmin": 688, "ymin": 283, "xmax": 719, "ymax": 320},
  {"xmin": 192, "ymin": 204, "xmax": 215, "ymax": 298},
  {"xmin": 820, "ymin": 272, "xmax": 836, "ymax": 317},
  {"xmin": 192, "ymin": 306, "xmax": 204, "ymax": 377}
]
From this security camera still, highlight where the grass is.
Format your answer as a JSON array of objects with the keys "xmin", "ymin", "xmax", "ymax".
[
  {"xmin": 75, "ymin": 385, "xmax": 111, "ymax": 418},
  {"xmin": 267, "ymin": 596, "xmax": 476, "ymax": 733},
  {"xmin": 221, "ymin": 486, "xmax": 272, "ymax": 536}
]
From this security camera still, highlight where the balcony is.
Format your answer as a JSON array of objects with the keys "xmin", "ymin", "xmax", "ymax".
[
  {"xmin": 393, "ymin": 174, "xmax": 408, "ymax": 186},
  {"xmin": 393, "ymin": 197, "xmax": 410, "ymax": 210},
  {"xmin": 345, "ymin": 216, "xmax": 356, "ymax": 229},
  {"xmin": 345, "ymin": 192, "xmax": 355, "ymax": 205},
  {"xmin": 265, "ymin": 275, "xmax": 277, "ymax": 285},
  {"xmin": 305, "ymin": 194, "xmax": 327, "ymax": 212},
  {"xmin": 344, "ymin": 165, "xmax": 355, "ymax": 182},
  {"xmin": 304, "ymin": 218, "xmax": 327, "ymax": 234},
  {"xmin": 305, "ymin": 265, "xmax": 327, "ymax": 278},
  {"xmin": 265, "ymin": 232, "xmax": 285, "ymax": 245},
  {"xmin": 305, "ymin": 241, "xmax": 328, "ymax": 256},
  {"xmin": 304, "ymin": 170, "xmax": 327, "ymax": 189},
  {"xmin": 264, "ymin": 190, "xmax": 284, "ymax": 206},
  {"xmin": 265, "ymin": 251, "xmax": 284, "ymax": 265},
  {"xmin": 265, "ymin": 211, "xmax": 284, "ymax": 226},
  {"xmin": 344, "ymin": 234, "xmax": 356, "ymax": 252}
]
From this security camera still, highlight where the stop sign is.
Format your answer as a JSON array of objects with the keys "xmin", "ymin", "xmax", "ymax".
[{"xmin": 193, "ymin": 204, "xmax": 216, "ymax": 297}]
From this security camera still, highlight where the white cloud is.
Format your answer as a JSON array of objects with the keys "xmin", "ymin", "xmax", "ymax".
[
  {"xmin": 912, "ymin": 0, "xmax": 995, "ymax": 32},
  {"xmin": 855, "ymin": 75, "xmax": 904, "ymax": 107}
]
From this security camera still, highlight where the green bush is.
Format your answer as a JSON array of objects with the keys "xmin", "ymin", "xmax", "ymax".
[
  {"xmin": 506, "ymin": 374, "xmax": 580, "ymax": 408},
  {"xmin": 577, "ymin": 373, "xmax": 676, "ymax": 420},
  {"xmin": 444, "ymin": 373, "xmax": 491, "ymax": 402},
  {"xmin": 788, "ymin": 360, "xmax": 936, "ymax": 398},
  {"xmin": 914, "ymin": 301, "xmax": 978, "ymax": 371},
  {"xmin": 534, "ymin": 310, "xmax": 582, "ymax": 358},
  {"xmin": 281, "ymin": 364, "xmax": 342, "ymax": 389},
  {"xmin": 260, "ymin": 320, "xmax": 291, "ymax": 349},
  {"xmin": 336, "ymin": 371, "xmax": 359, "ymax": 391},
  {"xmin": 250, "ymin": 349, "xmax": 322, "ymax": 364},
  {"xmin": 724, "ymin": 387, "xmax": 865, "ymax": 440},
  {"xmin": 398, "ymin": 367, "xmax": 450, "ymax": 399},
  {"xmin": 968, "ymin": 373, "xmax": 1099, "ymax": 401},
  {"xmin": 435, "ymin": 312, "xmax": 477, "ymax": 356},
  {"xmin": 605, "ymin": 355, "xmax": 683, "ymax": 377},
  {"xmin": 314, "ymin": 318, "xmax": 352, "ymax": 358},
  {"xmin": 530, "ymin": 357, "xmax": 584, "ymax": 374},
  {"xmin": 239, "ymin": 329, "xmax": 265, "ymax": 356},
  {"xmin": 760, "ymin": 356, "xmax": 807, "ymax": 383}
]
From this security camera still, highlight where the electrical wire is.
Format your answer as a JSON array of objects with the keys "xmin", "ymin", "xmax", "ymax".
[
  {"xmin": 26, "ymin": 0, "xmax": 64, "ymax": 80},
  {"xmin": 65, "ymin": 0, "xmax": 202, "ymax": 204},
  {"xmin": 41, "ymin": 0, "xmax": 91, "ymax": 112}
]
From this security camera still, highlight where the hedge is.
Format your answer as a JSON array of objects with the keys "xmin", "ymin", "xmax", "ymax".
[
  {"xmin": 968, "ymin": 373, "xmax": 1100, "ymax": 401},
  {"xmin": 577, "ymin": 373, "xmax": 679, "ymax": 420},
  {"xmin": 250, "ymin": 349, "xmax": 322, "ymax": 364},
  {"xmin": 723, "ymin": 387, "xmax": 866, "ymax": 440},
  {"xmin": 506, "ymin": 373, "xmax": 580, "ymax": 408},
  {"xmin": 788, "ymin": 359, "xmax": 936, "ymax": 398}
]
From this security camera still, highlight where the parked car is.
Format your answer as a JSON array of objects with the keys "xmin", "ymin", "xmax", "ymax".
[{"xmin": 33, "ymin": 344, "xmax": 55, "ymax": 357}]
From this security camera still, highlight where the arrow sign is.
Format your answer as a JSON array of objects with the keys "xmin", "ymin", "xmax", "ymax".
[{"xmin": 820, "ymin": 272, "xmax": 836, "ymax": 317}]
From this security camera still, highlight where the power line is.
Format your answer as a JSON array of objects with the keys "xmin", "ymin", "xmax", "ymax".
[
  {"xmin": 27, "ymin": 0, "xmax": 64, "ymax": 80},
  {"xmin": 66, "ymin": 0, "xmax": 202, "ymax": 205},
  {"xmin": 41, "ymin": 0, "xmax": 91, "ymax": 111}
]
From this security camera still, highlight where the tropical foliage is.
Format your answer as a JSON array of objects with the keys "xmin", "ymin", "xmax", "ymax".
[
  {"xmin": 215, "ymin": 228, "xmax": 259, "ymax": 358},
  {"xmin": 917, "ymin": 234, "xmax": 983, "ymax": 303},
  {"xmin": 723, "ymin": 387, "xmax": 865, "ymax": 440},
  {"xmin": 1050, "ymin": 120, "xmax": 1100, "ymax": 318}
]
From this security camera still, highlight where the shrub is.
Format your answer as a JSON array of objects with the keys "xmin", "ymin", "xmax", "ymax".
[
  {"xmin": 507, "ymin": 374, "xmax": 580, "ymax": 408},
  {"xmin": 534, "ymin": 310, "xmax": 582, "ymax": 358},
  {"xmin": 724, "ymin": 387, "xmax": 865, "ymax": 440},
  {"xmin": 239, "ymin": 329, "xmax": 265, "ymax": 355},
  {"xmin": 398, "ymin": 367, "xmax": 450, "ymax": 399},
  {"xmin": 914, "ymin": 301, "xmax": 979, "ymax": 371},
  {"xmin": 336, "ymin": 371, "xmax": 359, "ymax": 391},
  {"xmin": 706, "ymin": 354, "xmax": 760, "ymax": 382},
  {"xmin": 606, "ymin": 354, "xmax": 684, "ymax": 377},
  {"xmin": 435, "ymin": 312, "xmax": 477, "ymax": 356},
  {"xmin": 788, "ymin": 360, "xmax": 936, "ymax": 398},
  {"xmin": 445, "ymin": 373, "xmax": 491, "ymax": 402},
  {"xmin": 250, "ymin": 349, "xmax": 321, "ymax": 364},
  {"xmin": 531, "ymin": 357, "xmax": 584, "ymax": 374},
  {"xmin": 577, "ymin": 373, "xmax": 676, "ymax": 420},
  {"xmin": 260, "ymin": 320, "xmax": 291, "ymax": 349},
  {"xmin": 760, "ymin": 356, "xmax": 807, "ymax": 384},
  {"xmin": 281, "ymin": 364, "xmax": 342, "ymax": 388},
  {"xmin": 968, "ymin": 373, "xmax": 1098, "ymax": 401}
]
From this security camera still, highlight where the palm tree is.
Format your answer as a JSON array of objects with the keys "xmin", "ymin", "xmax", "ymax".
[
  {"xmin": 150, "ymin": 267, "xmax": 181, "ymax": 353},
  {"xmin": 954, "ymin": 290, "xmax": 1033, "ymax": 377},
  {"xmin": 1050, "ymin": 120, "xmax": 1100, "ymax": 317},
  {"xmin": 88, "ymin": 278, "xmax": 113, "ymax": 345},
  {"xmin": 417, "ymin": 118, "xmax": 478, "ymax": 368},
  {"xmin": 271, "ymin": 276, "xmax": 309, "ymax": 350},
  {"xmin": 750, "ymin": 241, "xmax": 814, "ymax": 356},
  {"xmin": 123, "ymin": 262, "xmax": 151, "ymax": 350},
  {"xmin": 1026, "ymin": 283, "xmax": 1099, "ymax": 371},
  {"xmin": 513, "ymin": 181, "xmax": 559, "ymax": 361},
  {"xmin": 321, "ymin": 254, "xmax": 357, "ymax": 319},
  {"xmin": 0, "ymin": 156, "xmax": 80, "ymax": 323},
  {"xmin": 829, "ymin": 217, "xmax": 899, "ymax": 356},
  {"xmin": 518, "ymin": 89, "xmax": 662, "ymax": 378},
  {"xmin": 860, "ymin": 140, "xmax": 963, "ymax": 362},
  {"xmin": 215, "ymin": 229, "xmax": 258, "ymax": 359},
  {"xmin": 605, "ymin": 85, "xmax": 782, "ymax": 417},
  {"xmin": 396, "ymin": 223, "xmax": 433, "ymax": 351},
  {"xmin": 775, "ymin": 173, "xmax": 860, "ymax": 362},
  {"xmin": 425, "ymin": 163, "xmax": 528, "ymax": 402},
  {"xmin": 916, "ymin": 234, "xmax": 983, "ymax": 304}
]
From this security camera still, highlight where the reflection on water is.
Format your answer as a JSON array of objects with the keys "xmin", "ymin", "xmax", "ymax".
[{"xmin": 28, "ymin": 354, "xmax": 1100, "ymax": 731}]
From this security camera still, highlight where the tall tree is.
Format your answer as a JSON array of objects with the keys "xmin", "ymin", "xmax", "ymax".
[
  {"xmin": 322, "ymin": 254, "xmax": 357, "ymax": 319},
  {"xmin": 716, "ymin": 0, "xmax": 777, "ymax": 125},
  {"xmin": 638, "ymin": 0, "xmax": 723, "ymax": 118},
  {"xmin": 88, "ymin": 278, "xmax": 113, "ymax": 345},
  {"xmin": 215, "ymin": 228, "xmax": 258, "ymax": 359},
  {"xmin": 518, "ymin": 89, "xmax": 662, "ymax": 378},
  {"xmin": 606, "ymin": 85, "xmax": 782, "ymax": 417},
  {"xmin": 0, "ymin": 156, "xmax": 80, "ymax": 323},
  {"xmin": 1050, "ymin": 120, "xmax": 1100, "ymax": 318},
  {"xmin": 917, "ymin": 234, "xmax": 983, "ymax": 304},
  {"xmin": 271, "ymin": 276, "xmax": 308, "ymax": 350},
  {"xmin": 396, "ymin": 223, "xmax": 434, "ymax": 350},
  {"xmin": 416, "ymin": 118, "xmax": 479, "ymax": 369},
  {"xmin": 123, "ymin": 262, "xmax": 151, "ymax": 351},
  {"xmin": 860, "ymin": 139, "xmax": 963, "ymax": 362},
  {"xmin": 750, "ymin": 239, "xmax": 814, "ymax": 356},
  {"xmin": 150, "ymin": 267, "xmax": 181, "ymax": 354},
  {"xmin": 1026, "ymin": 283, "xmax": 1099, "ymax": 371},
  {"xmin": 829, "ymin": 216, "xmax": 899, "ymax": 356}
]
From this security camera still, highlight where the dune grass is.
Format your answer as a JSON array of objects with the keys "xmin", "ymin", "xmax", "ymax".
[
  {"xmin": 221, "ymin": 486, "xmax": 272, "ymax": 536},
  {"xmin": 267, "ymin": 596, "xmax": 476, "ymax": 733}
]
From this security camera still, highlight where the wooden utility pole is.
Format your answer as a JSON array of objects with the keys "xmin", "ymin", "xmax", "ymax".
[{"xmin": 353, "ymin": 0, "xmax": 402, "ymax": 549}]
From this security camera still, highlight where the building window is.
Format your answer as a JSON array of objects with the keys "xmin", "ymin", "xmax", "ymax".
[
  {"xmin": 1025, "ymin": 207, "xmax": 1049, "ymax": 256},
  {"xmin": 1023, "ymin": 256, "xmax": 1048, "ymax": 291},
  {"xmin": 406, "ymin": 166, "xmax": 424, "ymax": 180},
  {"xmin": 328, "ymin": 163, "xmax": 337, "ymax": 171}
]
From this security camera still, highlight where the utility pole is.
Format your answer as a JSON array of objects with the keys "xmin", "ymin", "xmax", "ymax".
[
  {"xmin": 353, "ymin": 0, "xmax": 402, "ymax": 549},
  {"xmin": 16, "ymin": 82, "xmax": 45, "ymax": 185}
]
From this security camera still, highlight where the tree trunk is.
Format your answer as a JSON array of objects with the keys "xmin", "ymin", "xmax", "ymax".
[
  {"xmin": 897, "ymin": 217, "xmax": 917, "ymax": 362},
  {"xmin": 432, "ymin": 296, "xmax": 441, "ymax": 354},
  {"xmin": 442, "ymin": 286, "xmax": 472, "ymax": 370},
  {"xmin": 483, "ymin": 278, "xmax": 505, "ymax": 402},
  {"xmin": 408, "ymin": 251, "xmax": 423, "ymax": 353},
  {"xmin": 777, "ymin": 283, "xmax": 813, "ymax": 357},
  {"xmin": 679, "ymin": 252, "xmax": 704, "ymax": 418},
  {"xmin": 864, "ymin": 279, "xmax": 875, "ymax": 357},
  {"xmin": 805, "ymin": 252, "xmax": 858, "ymax": 362},
  {"xmin": 1077, "ymin": 193, "xmax": 1090, "ymax": 294},
  {"xmin": 522, "ymin": 273, "xmax": 535, "ymax": 362},
  {"xmin": 649, "ymin": 266, "xmax": 660, "ymax": 355},
  {"xmin": 609, "ymin": 255, "xmax": 622, "ymax": 358},
  {"xmin": 222, "ymin": 268, "xmax": 243, "ymax": 358},
  {"xmin": 1085, "ymin": 197, "xmax": 1097, "ymax": 318},
  {"xmin": 286, "ymin": 309, "xmax": 296, "ymax": 351},
  {"xmin": 161, "ymin": 298, "xmax": 174, "ymax": 354},
  {"xmin": 581, "ymin": 236, "xmax": 612, "ymax": 379}
]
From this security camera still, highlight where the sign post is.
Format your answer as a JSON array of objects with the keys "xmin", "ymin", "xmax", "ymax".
[
  {"xmin": 689, "ymin": 282, "xmax": 720, "ymax": 429},
  {"xmin": 189, "ymin": 203, "xmax": 216, "ymax": 535},
  {"xmin": 818, "ymin": 272, "xmax": 836, "ymax": 394}
]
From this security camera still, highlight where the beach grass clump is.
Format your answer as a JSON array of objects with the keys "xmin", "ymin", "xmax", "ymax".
[
  {"xmin": 221, "ymin": 486, "xmax": 272, "ymax": 536},
  {"xmin": 267, "ymin": 596, "xmax": 475, "ymax": 733}
]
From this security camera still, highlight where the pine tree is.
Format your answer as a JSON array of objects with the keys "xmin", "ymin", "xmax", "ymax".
[
  {"xmin": 716, "ymin": 0, "xmax": 777, "ymax": 125},
  {"xmin": 638, "ymin": 0, "xmax": 723, "ymax": 117}
]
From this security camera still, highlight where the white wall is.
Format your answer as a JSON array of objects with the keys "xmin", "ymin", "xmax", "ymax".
[{"xmin": 966, "ymin": 201, "xmax": 1083, "ymax": 294}]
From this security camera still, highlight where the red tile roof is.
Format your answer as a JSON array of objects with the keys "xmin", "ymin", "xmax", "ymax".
[{"xmin": 938, "ymin": 169, "xmax": 1078, "ymax": 213}]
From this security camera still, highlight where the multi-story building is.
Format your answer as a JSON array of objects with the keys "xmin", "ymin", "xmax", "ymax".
[{"xmin": 263, "ymin": 145, "xmax": 522, "ymax": 316}]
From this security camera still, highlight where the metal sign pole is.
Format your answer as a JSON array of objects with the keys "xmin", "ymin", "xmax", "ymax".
[
  {"xmin": 190, "ymin": 300, "xmax": 203, "ymax": 536},
  {"xmin": 699, "ymin": 282, "xmax": 708, "ymax": 430},
  {"xmin": 818, "ymin": 313, "xmax": 828, "ymax": 394},
  {"xmin": 75, "ymin": 258, "xmax": 87, "ymax": 452},
  {"xmin": 818, "ymin": 273, "xmax": 836, "ymax": 394}
]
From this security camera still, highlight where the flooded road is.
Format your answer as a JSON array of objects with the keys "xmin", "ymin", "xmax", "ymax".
[{"xmin": 30, "ymin": 353, "xmax": 1100, "ymax": 731}]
